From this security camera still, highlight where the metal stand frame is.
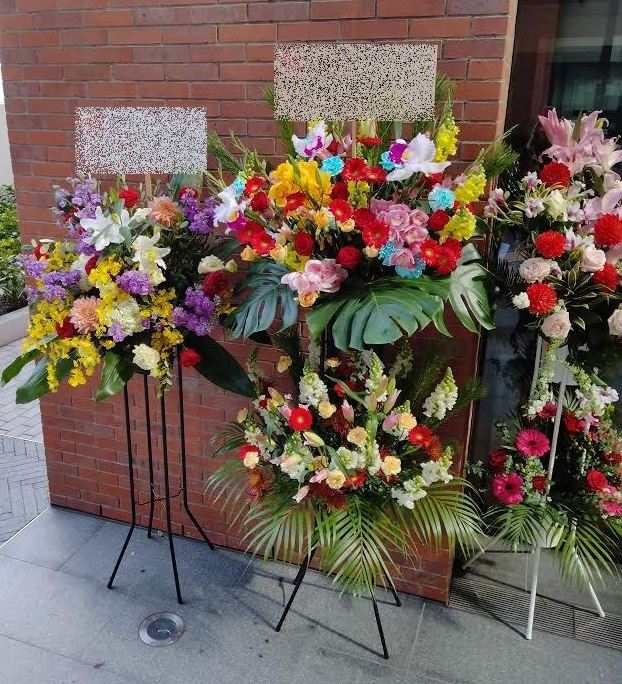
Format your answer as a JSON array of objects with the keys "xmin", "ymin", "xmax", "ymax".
[
  {"xmin": 462, "ymin": 338, "xmax": 606, "ymax": 639},
  {"xmin": 275, "ymin": 548, "xmax": 401, "ymax": 660},
  {"xmin": 107, "ymin": 349, "xmax": 215, "ymax": 604}
]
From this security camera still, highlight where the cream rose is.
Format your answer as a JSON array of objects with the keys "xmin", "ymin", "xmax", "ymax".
[
  {"xmin": 541, "ymin": 310, "xmax": 571, "ymax": 340},
  {"xmin": 519, "ymin": 257, "xmax": 552, "ymax": 283},
  {"xmin": 318, "ymin": 401, "xmax": 336, "ymax": 419},
  {"xmin": 132, "ymin": 344, "xmax": 159, "ymax": 372},
  {"xmin": 581, "ymin": 244, "xmax": 607, "ymax": 272},
  {"xmin": 347, "ymin": 426, "xmax": 368, "ymax": 448},
  {"xmin": 608, "ymin": 307, "xmax": 622, "ymax": 336},
  {"xmin": 381, "ymin": 456, "xmax": 402, "ymax": 477},
  {"xmin": 243, "ymin": 451, "xmax": 260, "ymax": 469},
  {"xmin": 197, "ymin": 255, "xmax": 225, "ymax": 274},
  {"xmin": 326, "ymin": 469, "xmax": 346, "ymax": 490},
  {"xmin": 298, "ymin": 291, "xmax": 319, "ymax": 308}
]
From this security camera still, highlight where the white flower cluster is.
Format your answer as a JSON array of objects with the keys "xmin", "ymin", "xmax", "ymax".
[
  {"xmin": 420, "ymin": 449, "xmax": 453, "ymax": 486},
  {"xmin": 524, "ymin": 344, "xmax": 557, "ymax": 419},
  {"xmin": 389, "ymin": 341, "xmax": 414, "ymax": 380},
  {"xmin": 391, "ymin": 450, "xmax": 454, "ymax": 508},
  {"xmin": 279, "ymin": 440, "xmax": 314, "ymax": 481},
  {"xmin": 298, "ymin": 367, "xmax": 329, "ymax": 408},
  {"xmin": 391, "ymin": 476, "xmax": 427, "ymax": 509},
  {"xmin": 512, "ymin": 292, "xmax": 530, "ymax": 310},
  {"xmin": 422, "ymin": 368, "xmax": 458, "ymax": 420}
]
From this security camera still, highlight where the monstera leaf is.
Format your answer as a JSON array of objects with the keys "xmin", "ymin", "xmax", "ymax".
[
  {"xmin": 306, "ymin": 276, "xmax": 450, "ymax": 350},
  {"xmin": 226, "ymin": 262, "xmax": 298, "ymax": 339}
]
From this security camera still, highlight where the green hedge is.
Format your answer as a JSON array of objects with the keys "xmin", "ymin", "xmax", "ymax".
[{"xmin": 0, "ymin": 185, "xmax": 25, "ymax": 316}]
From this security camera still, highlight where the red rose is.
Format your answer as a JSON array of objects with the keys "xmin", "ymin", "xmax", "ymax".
[
  {"xmin": 179, "ymin": 186, "xmax": 199, "ymax": 200},
  {"xmin": 539, "ymin": 162, "xmax": 571, "ymax": 188},
  {"xmin": 336, "ymin": 246, "xmax": 361, "ymax": 269},
  {"xmin": 419, "ymin": 239, "xmax": 440, "ymax": 267},
  {"xmin": 586, "ymin": 469, "xmax": 609, "ymax": 492},
  {"xmin": 330, "ymin": 181, "xmax": 349, "ymax": 200},
  {"xmin": 593, "ymin": 262, "xmax": 619, "ymax": 290},
  {"xmin": 84, "ymin": 255, "xmax": 98, "ymax": 275},
  {"xmin": 244, "ymin": 176, "xmax": 264, "ymax": 195},
  {"xmin": 427, "ymin": 209, "xmax": 450, "ymax": 231},
  {"xmin": 525, "ymin": 283, "xmax": 557, "ymax": 314},
  {"xmin": 365, "ymin": 166, "xmax": 387, "ymax": 184},
  {"xmin": 564, "ymin": 411, "xmax": 586, "ymax": 434},
  {"xmin": 180, "ymin": 348, "xmax": 201, "ymax": 367},
  {"xmin": 534, "ymin": 230, "xmax": 566, "ymax": 259},
  {"xmin": 342, "ymin": 157, "xmax": 368, "ymax": 181},
  {"xmin": 289, "ymin": 407, "xmax": 313, "ymax": 431},
  {"xmin": 202, "ymin": 271, "xmax": 229, "ymax": 298},
  {"xmin": 293, "ymin": 231, "xmax": 314, "ymax": 256},
  {"xmin": 55, "ymin": 317, "xmax": 76, "ymax": 339},
  {"xmin": 436, "ymin": 246, "xmax": 459, "ymax": 275},
  {"xmin": 237, "ymin": 220, "xmax": 263, "ymax": 245},
  {"xmin": 329, "ymin": 199, "xmax": 353, "ymax": 223},
  {"xmin": 119, "ymin": 187, "xmax": 140, "ymax": 208},
  {"xmin": 250, "ymin": 191, "xmax": 269, "ymax": 212},
  {"xmin": 531, "ymin": 475, "xmax": 547, "ymax": 493},
  {"xmin": 488, "ymin": 449, "xmax": 509, "ymax": 473},
  {"xmin": 250, "ymin": 230, "xmax": 276, "ymax": 255},
  {"xmin": 362, "ymin": 219, "xmax": 390, "ymax": 248},
  {"xmin": 353, "ymin": 208, "xmax": 375, "ymax": 229},
  {"xmin": 358, "ymin": 136, "xmax": 381, "ymax": 147},
  {"xmin": 594, "ymin": 214, "xmax": 622, "ymax": 247}
]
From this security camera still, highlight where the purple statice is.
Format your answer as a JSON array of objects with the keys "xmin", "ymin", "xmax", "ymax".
[
  {"xmin": 179, "ymin": 193, "xmax": 217, "ymax": 235},
  {"xmin": 42, "ymin": 270, "xmax": 81, "ymax": 288},
  {"xmin": 116, "ymin": 270, "xmax": 154, "ymax": 296},
  {"xmin": 42, "ymin": 285, "xmax": 67, "ymax": 302},
  {"xmin": 108, "ymin": 323, "xmax": 127, "ymax": 343},
  {"xmin": 75, "ymin": 232, "xmax": 98, "ymax": 257},
  {"xmin": 172, "ymin": 285, "xmax": 217, "ymax": 337},
  {"xmin": 21, "ymin": 254, "xmax": 47, "ymax": 278}
]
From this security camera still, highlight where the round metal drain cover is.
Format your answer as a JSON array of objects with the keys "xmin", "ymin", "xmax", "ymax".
[{"xmin": 138, "ymin": 612, "xmax": 184, "ymax": 646}]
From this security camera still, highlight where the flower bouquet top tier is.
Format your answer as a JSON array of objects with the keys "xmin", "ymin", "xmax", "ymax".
[
  {"xmin": 208, "ymin": 83, "xmax": 514, "ymax": 348},
  {"xmin": 2, "ymin": 177, "xmax": 254, "ymax": 403},
  {"xmin": 486, "ymin": 109, "xmax": 622, "ymax": 357}
]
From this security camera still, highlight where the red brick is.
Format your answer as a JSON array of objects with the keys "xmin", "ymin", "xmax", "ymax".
[
  {"xmin": 341, "ymin": 18, "xmax": 408, "ymax": 39},
  {"xmin": 248, "ymin": 1, "xmax": 308, "ymax": 21},
  {"xmin": 278, "ymin": 21, "xmax": 340, "ymax": 41},
  {"xmin": 448, "ymin": 0, "xmax": 510, "ymax": 14},
  {"xmin": 88, "ymin": 81, "xmax": 137, "ymax": 98},
  {"xmin": 220, "ymin": 62, "xmax": 272, "ymax": 81},
  {"xmin": 112, "ymin": 63, "xmax": 163, "ymax": 81},
  {"xmin": 311, "ymin": 0, "xmax": 374, "ymax": 19},
  {"xmin": 22, "ymin": 64, "xmax": 62, "ymax": 80},
  {"xmin": 472, "ymin": 15, "xmax": 510, "ymax": 35},
  {"xmin": 443, "ymin": 38, "xmax": 506, "ymax": 59},
  {"xmin": 16, "ymin": 0, "xmax": 54, "ymax": 9},
  {"xmin": 63, "ymin": 63, "xmax": 111, "ymax": 80},
  {"xmin": 0, "ymin": 14, "xmax": 31, "ymax": 30},
  {"xmin": 468, "ymin": 59, "xmax": 505, "ymax": 80},
  {"xmin": 409, "ymin": 17, "xmax": 471, "ymax": 38},
  {"xmin": 33, "ymin": 12, "xmax": 83, "ymax": 29},
  {"xmin": 246, "ymin": 43, "xmax": 273, "ymax": 62},
  {"xmin": 20, "ymin": 30, "xmax": 59, "ymax": 47},
  {"xmin": 40, "ymin": 81, "xmax": 86, "ymax": 97},
  {"xmin": 137, "ymin": 81, "xmax": 190, "ymax": 98},
  {"xmin": 218, "ymin": 23, "xmax": 276, "ymax": 42},
  {"xmin": 190, "ymin": 82, "xmax": 245, "ymax": 100},
  {"xmin": 84, "ymin": 10, "xmax": 134, "ymax": 27},
  {"xmin": 165, "ymin": 63, "xmax": 217, "ymax": 81},
  {"xmin": 190, "ymin": 3, "xmax": 247, "ymax": 23},
  {"xmin": 456, "ymin": 80, "xmax": 503, "ymax": 101},
  {"xmin": 438, "ymin": 59, "xmax": 468, "ymax": 80},
  {"xmin": 61, "ymin": 28, "xmax": 108, "ymax": 46},
  {"xmin": 108, "ymin": 26, "xmax": 162, "ymax": 44},
  {"xmin": 134, "ymin": 7, "xmax": 191, "ymax": 25},
  {"xmin": 378, "ymin": 0, "xmax": 445, "ymax": 16},
  {"xmin": 464, "ymin": 101, "xmax": 501, "ymax": 121},
  {"xmin": 161, "ymin": 25, "xmax": 216, "ymax": 44}
]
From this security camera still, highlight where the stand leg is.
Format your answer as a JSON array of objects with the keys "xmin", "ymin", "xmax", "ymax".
[
  {"xmin": 371, "ymin": 592, "xmax": 389, "ymax": 660},
  {"xmin": 275, "ymin": 549, "xmax": 315, "ymax": 632},
  {"xmin": 382, "ymin": 569, "xmax": 401, "ymax": 607},
  {"xmin": 525, "ymin": 544, "xmax": 542, "ymax": 640},
  {"xmin": 177, "ymin": 351, "xmax": 215, "ymax": 550},
  {"xmin": 108, "ymin": 385, "xmax": 136, "ymax": 590},
  {"xmin": 462, "ymin": 530, "xmax": 506, "ymax": 570},
  {"xmin": 160, "ymin": 393, "xmax": 183, "ymax": 605},
  {"xmin": 586, "ymin": 581, "xmax": 606, "ymax": 618},
  {"xmin": 143, "ymin": 374, "xmax": 155, "ymax": 539}
]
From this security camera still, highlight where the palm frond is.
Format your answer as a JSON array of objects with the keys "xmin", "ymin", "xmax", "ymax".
[
  {"xmin": 210, "ymin": 422, "xmax": 246, "ymax": 457},
  {"xmin": 204, "ymin": 460, "xmax": 251, "ymax": 527},
  {"xmin": 207, "ymin": 130, "xmax": 244, "ymax": 176},
  {"xmin": 486, "ymin": 502, "xmax": 556, "ymax": 551},
  {"xmin": 406, "ymin": 353, "xmax": 449, "ymax": 410}
]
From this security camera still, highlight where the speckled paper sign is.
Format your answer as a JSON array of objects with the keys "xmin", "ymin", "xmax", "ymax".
[
  {"xmin": 75, "ymin": 107, "xmax": 207, "ymax": 174},
  {"xmin": 274, "ymin": 42, "xmax": 437, "ymax": 121}
]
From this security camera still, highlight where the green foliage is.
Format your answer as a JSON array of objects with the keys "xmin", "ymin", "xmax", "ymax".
[
  {"xmin": 15, "ymin": 356, "xmax": 74, "ymax": 404},
  {"xmin": 264, "ymin": 86, "xmax": 296, "ymax": 158},
  {"xmin": 95, "ymin": 351, "xmax": 134, "ymax": 401},
  {"xmin": 1, "ymin": 349, "xmax": 40, "ymax": 387},
  {"xmin": 0, "ymin": 186, "xmax": 25, "ymax": 315}
]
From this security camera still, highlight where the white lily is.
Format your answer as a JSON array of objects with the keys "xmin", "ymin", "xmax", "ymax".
[
  {"xmin": 132, "ymin": 232, "xmax": 171, "ymax": 285},
  {"xmin": 386, "ymin": 134, "xmax": 451, "ymax": 182},
  {"xmin": 81, "ymin": 206, "xmax": 129, "ymax": 251}
]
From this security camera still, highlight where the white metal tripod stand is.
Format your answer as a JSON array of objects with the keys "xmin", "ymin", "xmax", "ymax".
[{"xmin": 463, "ymin": 338, "xmax": 606, "ymax": 640}]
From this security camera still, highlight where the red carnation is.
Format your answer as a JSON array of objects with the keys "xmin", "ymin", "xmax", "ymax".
[
  {"xmin": 239, "ymin": 443, "xmax": 260, "ymax": 461},
  {"xmin": 341, "ymin": 157, "xmax": 368, "ymax": 182},
  {"xmin": 250, "ymin": 191, "xmax": 269, "ymax": 212},
  {"xmin": 353, "ymin": 208, "xmax": 375, "ymax": 229},
  {"xmin": 531, "ymin": 475, "xmax": 547, "ymax": 493},
  {"xmin": 283, "ymin": 192, "xmax": 306, "ymax": 213},
  {"xmin": 539, "ymin": 162, "xmax": 571, "ymax": 188},
  {"xmin": 563, "ymin": 411, "xmax": 586, "ymax": 434},
  {"xmin": 586, "ymin": 469, "xmax": 609, "ymax": 492},
  {"xmin": 179, "ymin": 186, "xmax": 199, "ymax": 200},
  {"xmin": 427, "ymin": 209, "xmax": 450, "ymax": 231},
  {"xmin": 419, "ymin": 239, "xmax": 440, "ymax": 267},
  {"xmin": 537, "ymin": 402, "xmax": 557, "ymax": 419},
  {"xmin": 202, "ymin": 271, "xmax": 230, "ymax": 298},
  {"xmin": 293, "ymin": 231, "xmax": 314, "ymax": 256},
  {"xmin": 365, "ymin": 166, "xmax": 387, "ymax": 184},
  {"xmin": 250, "ymin": 230, "xmax": 276, "ymax": 255},
  {"xmin": 534, "ymin": 230, "xmax": 566, "ymax": 259},
  {"xmin": 436, "ymin": 246, "xmax": 459, "ymax": 275},
  {"xmin": 119, "ymin": 187, "xmax": 139, "ymax": 209},
  {"xmin": 84, "ymin": 255, "xmax": 98, "ymax": 275},
  {"xmin": 593, "ymin": 262, "xmax": 619, "ymax": 290},
  {"xmin": 55, "ymin": 317, "xmax": 76, "ymax": 339},
  {"xmin": 329, "ymin": 199, "xmax": 353, "ymax": 223},
  {"xmin": 180, "ymin": 348, "xmax": 201, "ymax": 368},
  {"xmin": 336, "ymin": 246, "xmax": 361, "ymax": 269},
  {"xmin": 289, "ymin": 407, "xmax": 313, "ymax": 432},
  {"xmin": 594, "ymin": 214, "xmax": 622, "ymax": 247},
  {"xmin": 362, "ymin": 220, "xmax": 390, "ymax": 248},
  {"xmin": 408, "ymin": 425, "xmax": 433, "ymax": 448},
  {"xmin": 526, "ymin": 282, "xmax": 557, "ymax": 314},
  {"xmin": 244, "ymin": 176, "xmax": 264, "ymax": 195},
  {"xmin": 358, "ymin": 136, "xmax": 381, "ymax": 147},
  {"xmin": 237, "ymin": 220, "xmax": 264, "ymax": 244},
  {"xmin": 330, "ymin": 181, "xmax": 349, "ymax": 200},
  {"xmin": 488, "ymin": 449, "xmax": 508, "ymax": 473}
]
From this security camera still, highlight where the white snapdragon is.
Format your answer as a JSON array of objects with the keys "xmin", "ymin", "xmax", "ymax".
[
  {"xmin": 298, "ymin": 368, "xmax": 329, "ymax": 408},
  {"xmin": 391, "ymin": 476, "xmax": 428, "ymax": 509},
  {"xmin": 422, "ymin": 368, "xmax": 458, "ymax": 421}
]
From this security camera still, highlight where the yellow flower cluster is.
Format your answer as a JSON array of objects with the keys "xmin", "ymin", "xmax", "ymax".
[
  {"xmin": 454, "ymin": 169, "xmax": 487, "ymax": 204},
  {"xmin": 24, "ymin": 300, "xmax": 68, "ymax": 351},
  {"xmin": 268, "ymin": 160, "xmax": 331, "ymax": 209},
  {"xmin": 88, "ymin": 255, "xmax": 123, "ymax": 290},
  {"xmin": 434, "ymin": 115, "xmax": 459, "ymax": 163},
  {"xmin": 438, "ymin": 206, "xmax": 477, "ymax": 243}
]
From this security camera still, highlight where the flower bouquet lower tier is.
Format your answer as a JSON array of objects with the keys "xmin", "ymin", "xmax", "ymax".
[{"xmin": 207, "ymin": 344, "xmax": 483, "ymax": 596}]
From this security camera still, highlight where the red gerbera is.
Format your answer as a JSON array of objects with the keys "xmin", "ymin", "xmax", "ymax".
[
  {"xmin": 353, "ymin": 208, "xmax": 375, "ymax": 229},
  {"xmin": 330, "ymin": 181, "xmax": 349, "ymax": 200},
  {"xmin": 539, "ymin": 162, "xmax": 571, "ymax": 188},
  {"xmin": 525, "ymin": 282, "xmax": 557, "ymax": 314},
  {"xmin": 593, "ymin": 262, "xmax": 619, "ymax": 290},
  {"xmin": 244, "ymin": 176, "xmax": 264, "ymax": 195},
  {"xmin": 362, "ymin": 219, "xmax": 390, "ymax": 248},
  {"xmin": 289, "ymin": 407, "xmax": 313, "ymax": 432},
  {"xmin": 237, "ymin": 220, "xmax": 263, "ymax": 244},
  {"xmin": 408, "ymin": 425, "xmax": 433, "ymax": 448},
  {"xmin": 250, "ymin": 191, "xmax": 269, "ymax": 212},
  {"xmin": 358, "ymin": 136, "xmax": 381, "ymax": 147},
  {"xmin": 534, "ymin": 230, "xmax": 566, "ymax": 259},
  {"xmin": 594, "ymin": 213, "xmax": 622, "ymax": 247},
  {"xmin": 342, "ymin": 470, "xmax": 367, "ymax": 488},
  {"xmin": 419, "ymin": 239, "xmax": 440, "ymax": 267},
  {"xmin": 442, "ymin": 238, "xmax": 462, "ymax": 259},
  {"xmin": 329, "ymin": 199, "xmax": 353, "ymax": 223},
  {"xmin": 250, "ymin": 230, "xmax": 276, "ymax": 255},
  {"xmin": 342, "ymin": 157, "xmax": 368, "ymax": 181},
  {"xmin": 283, "ymin": 191, "xmax": 306, "ymax": 213},
  {"xmin": 365, "ymin": 166, "xmax": 387, "ymax": 184},
  {"xmin": 436, "ymin": 246, "xmax": 459, "ymax": 275},
  {"xmin": 531, "ymin": 475, "xmax": 548, "ymax": 493},
  {"xmin": 293, "ymin": 231, "xmax": 314, "ymax": 256},
  {"xmin": 55, "ymin": 317, "xmax": 76, "ymax": 339},
  {"xmin": 427, "ymin": 209, "xmax": 450, "ymax": 231}
]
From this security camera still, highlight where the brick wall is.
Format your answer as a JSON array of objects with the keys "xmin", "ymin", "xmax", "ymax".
[{"xmin": 0, "ymin": 0, "xmax": 518, "ymax": 602}]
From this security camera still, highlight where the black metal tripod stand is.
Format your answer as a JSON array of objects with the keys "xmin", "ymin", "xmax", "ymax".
[
  {"xmin": 107, "ymin": 349, "xmax": 215, "ymax": 604},
  {"xmin": 275, "ymin": 548, "xmax": 402, "ymax": 660}
]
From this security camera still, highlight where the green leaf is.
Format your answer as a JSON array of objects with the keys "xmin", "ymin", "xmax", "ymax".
[
  {"xmin": 1, "ymin": 348, "xmax": 39, "ymax": 387},
  {"xmin": 186, "ymin": 332, "xmax": 256, "ymax": 398},
  {"xmin": 306, "ymin": 276, "xmax": 449, "ymax": 350},
  {"xmin": 210, "ymin": 236, "xmax": 241, "ymax": 261},
  {"xmin": 95, "ymin": 351, "xmax": 134, "ymax": 402},
  {"xmin": 443, "ymin": 243, "xmax": 494, "ymax": 334},
  {"xmin": 225, "ymin": 262, "xmax": 298, "ymax": 339},
  {"xmin": 15, "ymin": 356, "xmax": 73, "ymax": 404}
]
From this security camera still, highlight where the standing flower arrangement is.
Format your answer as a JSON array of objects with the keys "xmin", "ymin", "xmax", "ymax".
[
  {"xmin": 207, "ymin": 343, "xmax": 484, "ymax": 596},
  {"xmin": 2, "ymin": 177, "xmax": 254, "ymax": 402}
]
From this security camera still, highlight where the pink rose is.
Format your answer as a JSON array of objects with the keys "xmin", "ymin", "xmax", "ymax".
[
  {"xmin": 519, "ymin": 257, "xmax": 552, "ymax": 283},
  {"xmin": 370, "ymin": 198, "xmax": 391, "ymax": 215},
  {"xmin": 581, "ymin": 244, "xmax": 607, "ymax": 272},
  {"xmin": 541, "ymin": 310, "xmax": 571, "ymax": 340}
]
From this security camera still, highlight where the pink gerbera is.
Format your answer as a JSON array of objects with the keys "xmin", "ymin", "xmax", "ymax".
[
  {"xmin": 492, "ymin": 472, "xmax": 524, "ymax": 505},
  {"xmin": 515, "ymin": 428, "xmax": 550, "ymax": 457}
]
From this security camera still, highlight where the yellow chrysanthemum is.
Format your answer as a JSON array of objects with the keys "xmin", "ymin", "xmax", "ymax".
[{"xmin": 454, "ymin": 169, "xmax": 486, "ymax": 204}]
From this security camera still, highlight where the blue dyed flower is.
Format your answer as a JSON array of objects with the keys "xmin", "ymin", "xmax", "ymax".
[
  {"xmin": 428, "ymin": 186, "xmax": 455, "ymax": 211},
  {"xmin": 395, "ymin": 259, "xmax": 425, "ymax": 280},
  {"xmin": 232, "ymin": 177, "xmax": 245, "ymax": 199},
  {"xmin": 378, "ymin": 241, "xmax": 396, "ymax": 266},
  {"xmin": 380, "ymin": 151, "xmax": 396, "ymax": 171},
  {"xmin": 320, "ymin": 156, "xmax": 344, "ymax": 177}
]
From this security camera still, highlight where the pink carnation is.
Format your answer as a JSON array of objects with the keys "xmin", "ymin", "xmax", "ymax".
[
  {"xmin": 515, "ymin": 428, "xmax": 550, "ymax": 457},
  {"xmin": 491, "ymin": 472, "xmax": 524, "ymax": 505}
]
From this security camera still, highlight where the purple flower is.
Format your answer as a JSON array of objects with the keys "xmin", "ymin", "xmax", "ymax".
[
  {"xmin": 173, "ymin": 285, "xmax": 217, "ymax": 336},
  {"xmin": 180, "ymin": 194, "xmax": 217, "ymax": 235},
  {"xmin": 116, "ymin": 270, "xmax": 154, "ymax": 296},
  {"xmin": 108, "ymin": 323, "xmax": 127, "ymax": 343},
  {"xmin": 42, "ymin": 285, "xmax": 67, "ymax": 302},
  {"xmin": 21, "ymin": 254, "xmax": 47, "ymax": 278}
]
